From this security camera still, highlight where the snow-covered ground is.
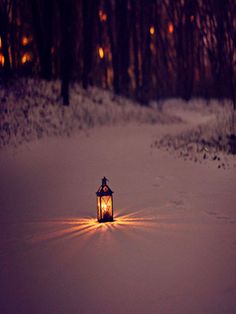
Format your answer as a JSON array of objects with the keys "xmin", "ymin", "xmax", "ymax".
[
  {"xmin": 0, "ymin": 79, "xmax": 180, "ymax": 148},
  {"xmin": 1, "ymin": 84, "xmax": 236, "ymax": 313},
  {"xmin": 155, "ymin": 99, "xmax": 236, "ymax": 162}
]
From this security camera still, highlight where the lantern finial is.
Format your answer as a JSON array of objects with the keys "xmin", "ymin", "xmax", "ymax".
[{"xmin": 102, "ymin": 176, "xmax": 108, "ymax": 186}]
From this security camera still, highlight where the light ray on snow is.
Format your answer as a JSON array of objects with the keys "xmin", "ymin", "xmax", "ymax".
[{"xmin": 27, "ymin": 210, "xmax": 160, "ymax": 244}]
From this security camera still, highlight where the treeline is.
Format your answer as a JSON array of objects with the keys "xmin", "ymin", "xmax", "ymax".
[{"xmin": 0, "ymin": 0, "xmax": 235, "ymax": 106}]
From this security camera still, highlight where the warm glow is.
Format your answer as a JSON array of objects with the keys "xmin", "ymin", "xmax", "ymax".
[
  {"xmin": 99, "ymin": 10, "xmax": 107, "ymax": 22},
  {"xmin": 22, "ymin": 36, "xmax": 30, "ymax": 46},
  {"xmin": 101, "ymin": 196, "xmax": 111, "ymax": 213},
  {"xmin": 168, "ymin": 22, "xmax": 174, "ymax": 33},
  {"xmin": 28, "ymin": 211, "xmax": 159, "ymax": 243},
  {"xmin": 150, "ymin": 26, "xmax": 155, "ymax": 35},
  {"xmin": 0, "ymin": 37, "xmax": 2, "ymax": 48},
  {"xmin": 96, "ymin": 177, "xmax": 113, "ymax": 223},
  {"xmin": 22, "ymin": 36, "xmax": 28, "ymax": 46},
  {"xmin": 190, "ymin": 15, "xmax": 194, "ymax": 22},
  {"xmin": 21, "ymin": 53, "xmax": 32, "ymax": 64},
  {"xmin": 98, "ymin": 47, "xmax": 104, "ymax": 59},
  {"xmin": 0, "ymin": 53, "xmax": 4, "ymax": 66},
  {"xmin": 98, "ymin": 195, "xmax": 112, "ymax": 222}
]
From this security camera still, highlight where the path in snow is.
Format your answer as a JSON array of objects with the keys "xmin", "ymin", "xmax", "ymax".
[{"xmin": 0, "ymin": 109, "xmax": 236, "ymax": 314}]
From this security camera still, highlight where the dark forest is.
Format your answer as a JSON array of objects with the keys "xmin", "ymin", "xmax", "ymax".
[{"xmin": 0, "ymin": 0, "xmax": 235, "ymax": 106}]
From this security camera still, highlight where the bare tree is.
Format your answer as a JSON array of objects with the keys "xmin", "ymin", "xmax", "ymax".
[
  {"xmin": 0, "ymin": 0, "xmax": 12, "ymax": 77},
  {"xmin": 82, "ymin": 0, "xmax": 99, "ymax": 89},
  {"xmin": 115, "ymin": 0, "xmax": 130, "ymax": 95},
  {"xmin": 58, "ymin": 0, "xmax": 74, "ymax": 105},
  {"xmin": 30, "ymin": 0, "xmax": 53, "ymax": 80}
]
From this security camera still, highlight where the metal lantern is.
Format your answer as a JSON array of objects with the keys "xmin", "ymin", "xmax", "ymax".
[{"xmin": 96, "ymin": 177, "xmax": 113, "ymax": 223}]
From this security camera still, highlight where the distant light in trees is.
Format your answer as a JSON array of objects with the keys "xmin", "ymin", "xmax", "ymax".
[
  {"xmin": 168, "ymin": 23, "xmax": 174, "ymax": 33},
  {"xmin": 22, "ymin": 37, "xmax": 28, "ymax": 46},
  {"xmin": 150, "ymin": 26, "xmax": 155, "ymax": 35},
  {"xmin": 190, "ymin": 15, "xmax": 194, "ymax": 22},
  {"xmin": 99, "ymin": 10, "xmax": 107, "ymax": 22},
  {"xmin": 22, "ymin": 36, "xmax": 31, "ymax": 46},
  {"xmin": 0, "ymin": 53, "xmax": 4, "ymax": 66},
  {"xmin": 0, "ymin": 37, "xmax": 2, "ymax": 48},
  {"xmin": 98, "ymin": 47, "xmax": 104, "ymax": 59},
  {"xmin": 21, "ymin": 53, "xmax": 32, "ymax": 64}
]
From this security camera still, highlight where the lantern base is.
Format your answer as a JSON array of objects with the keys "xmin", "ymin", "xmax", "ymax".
[{"xmin": 98, "ymin": 217, "xmax": 113, "ymax": 223}]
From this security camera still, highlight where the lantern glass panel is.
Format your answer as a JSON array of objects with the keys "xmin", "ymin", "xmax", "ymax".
[
  {"xmin": 97, "ymin": 197, "xmax": 101, "ymax": 221},
  {"xmin": 96, "ymin": 177, "xmax": 114, "ymax": 222},
  {"xmin": 101, "ymin": 195, "xmax": 113, "ymax": 221}
]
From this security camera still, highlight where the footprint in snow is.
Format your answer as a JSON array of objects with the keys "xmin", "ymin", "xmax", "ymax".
[
  {"xmin": 205, "ymin": 211, "xmax": 234, "ymax": 223},
  {"xmin": 166, "ymin": 199, "xmax": 186, "ymax": 210},
  {"xmin": 152, "ymin": 175, "xmax": 164, "ymax": 187},
  {"xmin": 153, "ymin": 175, "xmax": 175, "ymax": 187},
  {"xmin": 216, "ymin": 216, "xmax": 230, "ymax": 220},
  {"xmin": 172, "ymin": 199, "xmax": 184, "ymax": 207},
  {"xmin": 205, "ymin": 210, "xmax": 217, "ymax": 216}
]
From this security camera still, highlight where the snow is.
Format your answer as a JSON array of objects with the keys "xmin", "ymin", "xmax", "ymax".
[
  {"xmin": 1, "ymin": 85, "xmax": 236, "ymax": 313},
  {"xmin": 0, "ymin": 79, "xmax": 180, "ymax": 148},
  {"xmin": 155, "ymin": 100, "xmax": 236, "ymax": 166}
]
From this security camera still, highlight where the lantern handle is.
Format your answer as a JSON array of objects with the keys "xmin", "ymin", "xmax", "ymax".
[{"xmin": 102, "ymin": 176, "xmax": 108, "ymax": 186}]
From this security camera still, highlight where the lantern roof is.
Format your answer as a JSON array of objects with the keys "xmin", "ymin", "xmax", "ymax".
[{"xmin": 96, "ymin": 176, "xmax": 113, "ymax": 196}]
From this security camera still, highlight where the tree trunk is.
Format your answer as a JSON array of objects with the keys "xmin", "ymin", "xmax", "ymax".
[
  {"xmin": 105, "ymin": 0, "xmax": 119, "ymax": 94},
  {"xmin": 0, "ymin": 3, "xmax": 11, "ymax": 78},
  {"xmin": 130, "ymin": 0, "xmax": 140, "ymax": 99},
  {"xmin": 30, "ymin": 0, "xmax": 53, "ymax": 80},
  {"xmin": 140, "ymin": 0, "xmax": 152, "ymax": 104},
  {"xmin": 58, "ymin": 0, "xmax": 74, "ymax": 105},
  {"xmin": 115, "ymin": 0, "xmax": 130, "ymax": 96},
  {"xmin": 82, "ymin": 0, "xmax": 99, "ymax": 89}
]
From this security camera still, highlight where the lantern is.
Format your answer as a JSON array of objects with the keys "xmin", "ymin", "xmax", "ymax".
[{"xmin": 96, "ymin": 177, "xmax": 113, "ymax": 223}]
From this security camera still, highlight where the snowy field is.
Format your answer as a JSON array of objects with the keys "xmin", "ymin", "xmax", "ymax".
[{"xmin": 1, "ymin": 83, "xmax": 236, "ymax": 314}]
